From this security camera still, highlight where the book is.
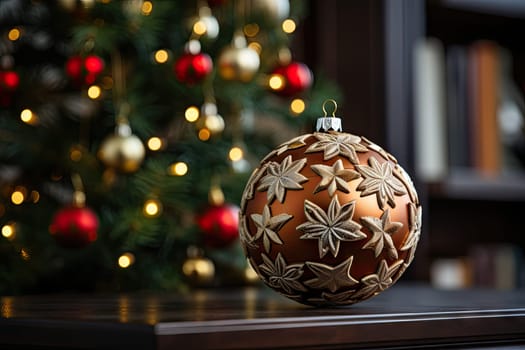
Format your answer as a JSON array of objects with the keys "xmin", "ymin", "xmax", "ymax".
[{"xmin": 413, "ymin": 38, "xmax": 448, "ymax": 181}]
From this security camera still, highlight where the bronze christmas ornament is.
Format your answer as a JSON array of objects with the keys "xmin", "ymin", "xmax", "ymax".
[{"xmin": 239, "ymin": 100, "xmax": 421, "ymax": 306}]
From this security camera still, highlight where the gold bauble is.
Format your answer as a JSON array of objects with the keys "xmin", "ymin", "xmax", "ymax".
[
  {"xmin": 239, "ymin": 101, "xmax": 421, "ymax": 307},
  {"xmin": 218, "ymin": 32, "xmax": 260, "ymax": 82},
  {"xmin": 182, "ymin": 247, "xmax": 216, "ymax": 286},
  {"xmin": 250, "ymin": 0, "xmax": 290, "ymax": 23},
  {"xmin": 98, "ymin": 124, "xmax": 145, "ymax": 173}
]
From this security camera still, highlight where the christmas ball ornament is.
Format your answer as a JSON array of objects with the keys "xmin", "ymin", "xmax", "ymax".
[
  {"xmin": 189, "ymin": 6, "xmax": 220, "ymax": 40},
  {"xmin": 197, "ymin": 101, "xmax": 225, "ymax": 134},
  {"xmin": 239, "ymin": 100, "xmax": 421, "ymax": 306},
  {"xmin": 174, "ymin": 40, "xmax": 213, "ymax": 85},
  {"xmin": 0, "ymin": 70, "xmax": 20, "ymax": 106},
  {"xmin": 197, "ymin": 203, "xmax": 240, "ymax": 247},
  {"xmin": 182, "ymin": 246, "xmax": 216, "ymax": 286},
  {"xmin": 270, "ymin": 62, "xmax": 313, "ymax": 97},
  {"xmin": 49, "ymin": 206, "xmax": 98, "ymax": 248},
  {"xmin": 250, "ymin": 0, "xmax": 290, "ymax": 23},
  {"xmin": 218, "ymin": 31, "xmax": 260, "ymax": 82},
  {"xmin": 98, "ymin": 122, "xmax": 145, "ymax": 173},
  {"xmin": 65, "ymin": 54, "xmax": 105, "ymax": 86}
]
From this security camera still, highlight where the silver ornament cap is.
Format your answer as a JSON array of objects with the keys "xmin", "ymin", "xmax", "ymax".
[{"xmin": 316, "ymin": 99, "xmax": 342, "ymax": 132}]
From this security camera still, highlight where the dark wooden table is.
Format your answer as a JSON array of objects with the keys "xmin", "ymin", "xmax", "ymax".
[{"xmin": 0, "ymin": 284, "xmax": 524, "ymax": 349}]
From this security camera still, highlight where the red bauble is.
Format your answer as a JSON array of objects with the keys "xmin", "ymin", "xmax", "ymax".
[
  {"xmin": 197, "ymin": 204, "xmax": 240, "ymax": 247},
  {"xmin": 49, "ymin": 206, "xmax": 99, "ymax": 248},
  {"xmin": 65, "ymin": 55, "xmax": 105, "ymax": 86},
  {"xmin": 174, "ymin": 52, "xmax": 213, "ymax": 85},
  {"xmin": 0, "ymin": 70, "xmax": 20, "ymax": 106},
  {"xmin": 1, "ymin": 71, "xmax": 20, "ymax": 90},
  {"xmin": 271, "ymin": 61, "xmax": 313, "ymax": 96}
]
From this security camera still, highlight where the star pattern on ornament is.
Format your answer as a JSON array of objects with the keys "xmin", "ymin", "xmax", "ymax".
[
  {"xmin": 275, "ymin": 134, "xmax": 311, "ymax": 156},
  {"xmin": 306, "ymin": 132, "xmax": 368, "ymax": 164},
  {"xmin": 259, "ymin": 253, "xmax": 307, "ymax": 294},
  {"xmin": 261, "ymin": 135, "xmax": 310, "ymax": 163},
  {"xmin": 361, "ymin": 136, "xmax": 398, "ymax": 164},
  {"xmin": 395, "ymin": 165, "xmax": 419, "ymax": 205},
  {"xmin": 297, "ymin": 196, "xmax": 366, "ymax": 258},
  {"xmin": 257, "ymin": 155, "xmax": 308, "ymax": 203},
  {"xmin": 356, "ymin": 156, "xmax": 407, "ymax": 209},
  {"xmin": 251, "ymin": 204, "xmax": 293, "ymax": 253},
  {"xmin": 311, "ymin": 159, "xmax": 360, "ymax": 196},
  {"xmin": 353, "ymin": 259, "xmax": 404, "ymax": 301},
  {"xmin": 239, "ymin": 216, "xmax": 259, "ymax": 251},
  {"xmin": 241, "ymin": 165, "xmax": 267, "ymax": 210},
  {"xmin": 401, "ymin": 203, "xmax": 422, "ymax": 251},
  {"xmin": 305, "ymin": 256, "xmax": 359, "ymax": 293},
  {"xmin": 361, "ymin": 209, "xmax": 403, "ymax": 260}
]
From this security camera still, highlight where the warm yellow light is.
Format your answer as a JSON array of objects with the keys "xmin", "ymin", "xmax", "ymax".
[
  {"xmin": 290, "ymin": 98, "xmax": 306, "ymax": 115},
  {"xmin": 229, "ymin": 146, "xmax": 244, "ymax": 161},
  {"xmin": 243, "ymin": 23, "xmax": 259, "ymax": 37},
  {"xmin": 193, "ymin": 20, "xmax": 207, "ymax": 36},
  {"xmin": 143, "ymin": 199, "xmax": 161, "ymax": 217},
  {"xmin": 141, "ymin": 1, "xmax": 153, "ymax": 15},
  {"xmin": 248, "ymin": 42, "xmax": 262, "ymax": 55},
  {"xmin": 20, "ymin": 109, "xmax": 37, "ymax": 125},
  {"xmin": 185, "ymin": 106, "xmax": 199, "ymax": 122},
  {"xmin": 198, "ymin": 128, "xmax": 211, "ymax": 141},
  {"xmin": 70, "ymin": 147, "xmax": 82, "ymax": 161},
  {"xmin": 1, "ymin": 224, "xmax": 15, "ymax": 239},
  {"xmin": 282, "ymin": 19, "xmax": 296, "ymax": 34},
  {"xmin": 87, "ymin": 85, "xmax": 101, "ymax": 99},
  {"xmin": 118, "ymin": 253, "xmax": 135, "ymax": 268},
  {"xmin": 30, "ymin": 190, "xmax": 40, "ymax": 203},
  {"xmin": 269, "ymin": 74, "xmax": 284, "ymax": 90},
  {"xmin": 11, "ymin": 191, "xmax": 24, "ymax": 205},
  {"xmin": 169, "ymin": 162, "xmax": 188, "ymax": 176},
  {"xmin": 154, "ymin": 49, "xmax": 169, "ymax": 63},
  {"xmin": 8, "ymin": 28, "xmax": 20, "ymax": 41},
  {"xmin": 147, "ymin": 137, "xmax": 163, "ymax": 151},
  {"xmin": 245, "ymin": 263, "xmax": 259, "ymax": 282},
  {"xmin": 20, "ymin": 248, "xmax": 30, "ymax": 261}
]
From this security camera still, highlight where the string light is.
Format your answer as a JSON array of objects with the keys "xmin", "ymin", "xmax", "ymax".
[
  {"xmin": 20, "ymin": 248, "xmax": 30, "ymax": 261},
  {"xmin": 229, "ymin": 146, "xmax": 244, "ymax": 162},
  {"xmin": 141, "ymin": 1, "xmax": 153, "ymax": 15},
  {"xmin": 268, "ymin": 74, "xmax": 284, "ymax": 90},
  {"xmin": 143, "ymin": 199, "xmax": 162, "ymax": 218},
  {"xmin": 147, "ymin": 137, "xmax": 163, "ymax": 151},
  {"xmin": 11, "ymin": 191, "xmax": 24, "ymax": 205},
  {"xmin": 30, "ymin": 190, "xmax": 40, "ymax": 203},
  {"xmin": 169, "ymin": 162, "xmax": 188, "ymax": 176},
  {"xmin": 193, "ymin": 20, "xmax": 207, "ymax": 36},
  {"xmin": 282, "ymin": 19, "xmax": 296, "ymax": 33},
  {"xmin": 20, "ymin": 109, "xmax": 38, "ymax": 125},
  {"xmin": 154, "ymin": 49, "xmax": 169, "ymax": 64},
  {"xmin": 1, "ymin": 223, "xmax": 15, "ymax": 240},
  {"xmin": 243, "ymin": 23, "xmax": 259, "ymax": 37},
  {"xmin": 198, "ymin": 128, "xmax": 211, "ymax": 141},
  {"xmin": 8, "ymin": 28, "xmax": 20, "ymax": 41},
  {"xmin": 185, "ymin": 106, "xmax": 200, "ymax": 122},
  {"xmin": 118, "ymin": 252, "xmax": 135, "ymax": 268},
  {"xmin": 70, "ymin": 146, "xmax": 83, "ymax": 161},
  {"xmin": 248, "ymin": 42, "xmax": 262, "ymax": 55},
  {"xmin": 87, "ymin": 85, "xmax": 101, "ymax": 99},
  {"xmin": 290, "ymin": 98, "xmax": 306, "ymax": 115}
]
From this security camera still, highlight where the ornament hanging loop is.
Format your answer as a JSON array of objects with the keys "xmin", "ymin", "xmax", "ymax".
[
  {"xmin": 316, "ymin": 99, "xmax": 342, "ymax": 132},
  {"xmin": 322, "ymin": 99, "xmax": 338, "ymax": 118}
]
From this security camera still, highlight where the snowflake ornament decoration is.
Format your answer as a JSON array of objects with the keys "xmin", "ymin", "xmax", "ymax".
[{"xmin": 239, "ymin": 99, "xmax": 422, "ymax": 306}]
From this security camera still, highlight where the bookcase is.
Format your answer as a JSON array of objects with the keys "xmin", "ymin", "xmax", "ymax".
[{"xmin": 299, "ymin": 0, "xmax": 525, "ymax": 286}]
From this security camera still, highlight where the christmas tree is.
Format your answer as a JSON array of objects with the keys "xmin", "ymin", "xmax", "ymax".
[{"xmin": 0, "ymin": 0, "xmax": 338, "ymax": 294}]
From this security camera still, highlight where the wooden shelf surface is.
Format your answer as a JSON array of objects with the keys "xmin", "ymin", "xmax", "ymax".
[{"xmin": 1, "ymin": 284, "xmax": 524, "ymax": 349}]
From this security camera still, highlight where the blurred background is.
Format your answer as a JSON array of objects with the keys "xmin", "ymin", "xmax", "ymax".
[{"xmin": 0, "ymin": 0, "xmax": 524, "ymax": 294}]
